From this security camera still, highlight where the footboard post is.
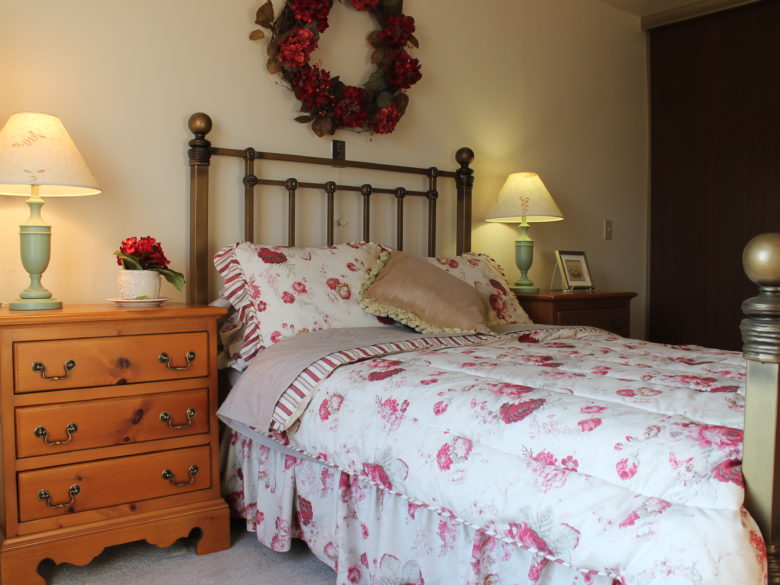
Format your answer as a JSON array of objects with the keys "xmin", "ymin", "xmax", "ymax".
[
  {"xmin": 741, "ymin": 232, "xmax": 780, "ymax": 583},
  {"xmin": 187, "ymin": 113, "xmax": 214, "ymax": 305}
]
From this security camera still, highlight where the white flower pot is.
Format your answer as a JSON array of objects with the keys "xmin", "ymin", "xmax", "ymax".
[{"xmin": 117, "ymin": 269, "xmax": 161, "ymax": 300}]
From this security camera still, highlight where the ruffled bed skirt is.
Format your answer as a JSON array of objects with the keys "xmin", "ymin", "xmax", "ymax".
[{"xmin": 222, "ymin": 430, "xmax": 618, "ymax": 585}]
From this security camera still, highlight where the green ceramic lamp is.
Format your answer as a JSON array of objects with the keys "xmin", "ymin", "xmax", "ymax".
[
  {"xmin": 0, "ymin": 113, "xmax": 101, "ymax": 310},
  {"xmin": 486, "ymin": 172, "xmax": 563, "ymax": 293}
]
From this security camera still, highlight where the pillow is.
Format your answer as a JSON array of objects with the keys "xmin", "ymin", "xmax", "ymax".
[
  {"xmin": 360, "ymin": 251, "xmax": 491, "ymax": 335},
  {"xmin": 423, "ymin": 252, "xmax": 533, "ymax": 328},
  {"xmin": 214, "ymin": 241, "xmax": 389, "ymax": 369}
]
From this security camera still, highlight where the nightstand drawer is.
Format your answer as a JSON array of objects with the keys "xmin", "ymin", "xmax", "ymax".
[
  {"xmin": 14, "ymin": 332, "xmax": 209, "ymax": 393},
  {"xmin": 15, "ymin": 389, "xmax": 210, "ymax": 458},
  {"xmin": 17, "ymin": 445, "xmax": 211, "ymax": 522},
  {"xmin": 517, "ymin": 291, "xmax": 636, "ymax": 337},
  {"xmin": 557, "ymin": 308, "xmax": 630, "ymax": 336}
]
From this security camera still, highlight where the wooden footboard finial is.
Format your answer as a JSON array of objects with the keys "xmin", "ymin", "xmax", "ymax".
[
  {"xmin": 741, "ymin": 232, "xmax": 780, "ymax": 583},
  {"xmin": 188, "ymin": 113, "xmax": 213, "ymax": 305}
]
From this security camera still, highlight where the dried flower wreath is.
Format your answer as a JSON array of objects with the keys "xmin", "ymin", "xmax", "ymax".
[{"xmin": 250, "ymin": 0, "xmax": 421, "ymax": 136}]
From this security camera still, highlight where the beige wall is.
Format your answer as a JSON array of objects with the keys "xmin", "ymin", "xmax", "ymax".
[{"xmin": 0, "ymin": 0, "xmax": 648, "ymax": 337}]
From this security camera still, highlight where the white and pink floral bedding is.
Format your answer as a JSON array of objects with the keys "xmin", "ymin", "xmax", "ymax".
[{"xmin": 220, "ymin": 326, "xmax": 767, "ymax": 584}]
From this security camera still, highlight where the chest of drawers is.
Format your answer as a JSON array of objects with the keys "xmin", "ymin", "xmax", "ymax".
[{"xmin": 0, "ymin": 304, "xmax": 230, "ymax": 585}]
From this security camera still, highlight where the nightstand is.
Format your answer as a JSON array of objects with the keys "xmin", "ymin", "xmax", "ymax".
[
  {"xmin": 0, "ymin": 304, "xmax": 230, "ymax": 585},
  {"xmin": 515, "ymin": 290, "xmax": 637, "ymax": 337}
]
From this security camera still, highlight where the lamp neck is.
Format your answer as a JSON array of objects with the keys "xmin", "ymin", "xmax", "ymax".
[
  {"xmin": 516, "ymin": 216, "xmax": 532, "ymax": 242},
  {"xmin": 23, "ymin": 184, "xmax": 47, "ymax": 227}
]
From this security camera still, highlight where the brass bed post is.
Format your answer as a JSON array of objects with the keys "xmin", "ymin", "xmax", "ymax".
[
  {"xmin": 361, "ymin": 184, "xmax": 372, "ymax": 242},
  {"xmin": 426, "ymin": 167, "xmax": 438, "ymax": 257},
  {"xmin": 325, "ymin": 181, "xmax": 336, "ymax": 246},
  {"xmin": 395, "ymin": 187, "xmax": 406, "ymax": 251},
  {"xmin": 741, "ymin": 232, "xmax": 780, "ymax": 583},
  {"xmin": 285, "ymin": 178, "xmax": 298, "ymax": 246},
  {"xmin": 454, "ymin": 147, "xmax": 474, "ymax": 254},
  {"xmin": 244, "ymin": 148, "xmax": 257, "ymax": 242},
  {"xmin": 187, "ymin": 113, "xmax": 214, "ymax": 305}
]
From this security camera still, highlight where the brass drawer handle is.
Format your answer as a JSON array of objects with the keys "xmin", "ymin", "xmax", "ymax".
[
  {"xmin": 159, "ymin": 408, "xmax": 196, "ymax": 429},
  {"xmin": 158, "ymin": 351, "xmax": 196, "ymax": 371},
  {"xmin": 34, "ymin": 423, "xmax": 78, "ymax": 446},
  {"xmin": 37, "ymin": 484, "xmax": 80, "ymax": 509},
  {"xmin": 162, "ymin": 465, "xmax": 199, "ymax": 487},
  {"xmin": 32, "ymin": 359, "xmax": 76, "ymax": 380}
]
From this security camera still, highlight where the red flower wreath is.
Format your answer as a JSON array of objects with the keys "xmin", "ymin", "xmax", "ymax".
[{"xmin": 250, "ymin": 0, "xmax": 422, "ymax": 136}]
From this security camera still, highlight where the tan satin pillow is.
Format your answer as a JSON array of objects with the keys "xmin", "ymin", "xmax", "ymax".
[{"xmin": 360, "ymin": 251, "xmax": 492, "ymax": 334}]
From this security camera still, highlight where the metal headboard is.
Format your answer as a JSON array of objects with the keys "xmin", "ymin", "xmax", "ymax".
[{"xmin": 186, "ymin": 112, "xmax": 475, "ymax": 305}]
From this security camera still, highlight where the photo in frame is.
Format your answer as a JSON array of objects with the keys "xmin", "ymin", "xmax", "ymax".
[{"xmin": 555, "ymin": 250, "xmax": 594, "ymax": 290}]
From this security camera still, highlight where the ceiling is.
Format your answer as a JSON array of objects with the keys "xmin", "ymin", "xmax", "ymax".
[
  {"xmin": 598, "ymin": 0, "xmax": 759, "ymax": 28},
  {"xmin": 599, "ymin": 0, "xmax": 706, "ymax": 16}
]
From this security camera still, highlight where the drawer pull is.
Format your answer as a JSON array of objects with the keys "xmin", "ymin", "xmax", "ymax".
[
  {"xmin": 34, "ymin": 423, "xmax": 78, "ymax": 446},
  {"xmin": 37, "ymin": 484, "xmax": 80, "ymax": 509},
  {"xmin": 158, "ymin": 351, "xmax": 196, "ymax": 371},
  {"xmin": 32, "ymin": 359, "xmax": 76, "ymax": 381},
  {"xmin": 159, "ymin": 408, "xmax": 196, "ymax": 429},
  {"xmin": 161, "ymin": 464, "xmax": 199, "ymax": 487}
]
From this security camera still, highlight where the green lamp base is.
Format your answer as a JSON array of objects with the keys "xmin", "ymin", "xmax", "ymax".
[
  {"xmin": 10, "ymin": 297, "xmax": 62, "ymax": 311},
  {"xmin": 513, "ymin": 225, "xmax": 538, "ymax": 295},
  {"xmin": 10, "ymin": 187, "xmax": 63, "ymax": 312},
  {"xmin": 512, "ymin": 285, "xmax": 539, "ymax": 294}
]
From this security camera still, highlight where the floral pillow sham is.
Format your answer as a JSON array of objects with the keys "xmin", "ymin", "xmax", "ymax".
[
  {"xmin": 423, "ymin": 252, "xmax": 533, "ymax": 327},
  {"xmin": 214, "ymin": 241, "xmax": 389, "ymax": 370}
]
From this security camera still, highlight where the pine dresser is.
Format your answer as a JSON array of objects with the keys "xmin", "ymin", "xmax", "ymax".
[{"xmin": 0, "ymin": 304, "xmax": 230, "ymax": 585}]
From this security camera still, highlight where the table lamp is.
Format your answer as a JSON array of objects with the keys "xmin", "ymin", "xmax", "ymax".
[
  {"xmin": 486, "ymin": 172, "xmax": 563, "ymax": 293},
  {"xmin": 0, "ymin": 112, "xmax": 101, "ymax": 310}
]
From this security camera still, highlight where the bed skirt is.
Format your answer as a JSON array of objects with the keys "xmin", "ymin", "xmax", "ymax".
[{"xmin": 222, "ymin": 429, "xmax": 618, "ymax": 585}]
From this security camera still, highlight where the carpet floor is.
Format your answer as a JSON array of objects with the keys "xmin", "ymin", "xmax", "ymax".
[{"xmin": 39, "ymin": 521, "xmax": 336, "ymax": 585}]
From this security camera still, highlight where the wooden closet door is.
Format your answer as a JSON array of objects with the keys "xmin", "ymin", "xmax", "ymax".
[{"xmin": 649, "ymin": 0, "xmax": 780, "ymax": 350}]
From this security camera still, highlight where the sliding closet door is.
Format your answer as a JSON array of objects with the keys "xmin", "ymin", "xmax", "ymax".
[{"xmin": 649, "ymin": 0, "xmax": 780, "ymax": 350}]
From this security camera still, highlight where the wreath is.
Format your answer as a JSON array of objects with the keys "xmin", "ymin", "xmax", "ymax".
[{"xmin": 250, "ymin": 0, "xmax": 422, "ymax": 137}]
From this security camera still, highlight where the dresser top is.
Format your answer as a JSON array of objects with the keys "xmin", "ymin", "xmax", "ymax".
[
  {"xmin": 515, "ymin": 290, "xmax": 637, "ymax": 302},
  {"xmin": 0, "ymin": 303, "xmax": 226, "ymax": 325}
]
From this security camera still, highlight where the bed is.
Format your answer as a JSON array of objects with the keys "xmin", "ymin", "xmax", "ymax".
[{"xmin": 187, "ymin": 112, "xmax": 780, "ymax": 584}]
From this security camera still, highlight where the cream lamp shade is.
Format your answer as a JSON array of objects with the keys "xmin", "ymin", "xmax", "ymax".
[
  {"xmin": 485, "ymin": 172, "xmax": 563, "ymax": 293},
  {"xmin": 0, "ymin": 112, "xmax": 101, "ymax": 310},
  {"xmin": 0, "ymin": 113, "xmax": 100, "ymax": 196},
  {"xmin": 485, "ymin": 172, "xmax": 563, "ymax": 223}
]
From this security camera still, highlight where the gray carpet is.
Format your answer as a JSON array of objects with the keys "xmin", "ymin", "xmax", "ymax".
[{"xmin": 40, "ymin": 521, "xmax": 336, "ymax": 585}]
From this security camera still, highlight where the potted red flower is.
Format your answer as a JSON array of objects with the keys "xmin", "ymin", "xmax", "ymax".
[{"xmin": 114, "ymin": 236, "xmax": 185, "ymax": 299}]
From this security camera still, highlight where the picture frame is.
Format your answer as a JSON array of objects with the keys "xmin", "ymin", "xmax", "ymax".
[{"xmin": 555, "ymin": 250, "xmax": 594, "ymax": 291}]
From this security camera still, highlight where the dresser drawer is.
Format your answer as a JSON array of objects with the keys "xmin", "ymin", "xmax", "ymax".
[
  {"xmin": 15, "ymin": 389, "xmax": 210, "ymax": 458},
  {"xmin": 14, "ymin": 332, "xmax": 209, "ymax": 393},
  {"xmin": 17, "ymin": 445, "xmax": 211, "ymax": 522}
]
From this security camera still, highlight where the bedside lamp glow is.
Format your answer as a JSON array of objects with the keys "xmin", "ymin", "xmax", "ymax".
[
  {"xmin": 0, "ymin": 113, "xmax": 101, "ymax": 310},
  {"xmin": 486, "ymin": 172, "xmax": 563, "ymax": 293}
]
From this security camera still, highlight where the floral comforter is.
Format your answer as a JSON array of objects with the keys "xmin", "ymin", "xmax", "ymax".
[{"xmin": 220, "ymin": 326, "xmax": 767, "ymax": 584}]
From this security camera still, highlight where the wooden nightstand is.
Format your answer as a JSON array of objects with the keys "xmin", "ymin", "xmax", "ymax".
[
  {"xmin": 0, "ymin": 304, "xmax": 230, "ymax": 585},
  {"xmin": 515, "ymin": 290, "xmax": 637, "ymax": 337}
]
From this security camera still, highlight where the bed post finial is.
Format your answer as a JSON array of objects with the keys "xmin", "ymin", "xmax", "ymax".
[
  {"xmin": 741, "ymin": 232, "xmax": 780, "ymax": 361},
  {"xmin": 188, "ymin": 112, "xmax": 212, "ymax": 137},
  {"xmin": 741, "ymin": 232, "xmax": 780, "ymax": 584},
  {"xmin": 188, "ymin": 112, "xmax": 213, "ymax": 305},
  {"xmin": 455, "ymin": 147, "xmax": 474, "ymax": 168},
  {"xmin": 455, "ymin": 147, "xmax": 474, "ymax": 255},
  {"xmin": 188, "ymin": 113, "xmax": 213, "ymax": 165}
]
